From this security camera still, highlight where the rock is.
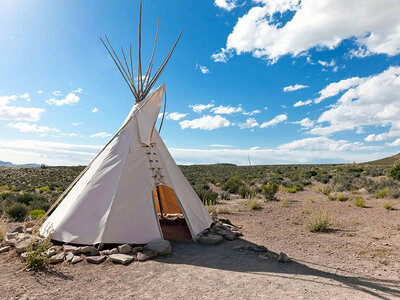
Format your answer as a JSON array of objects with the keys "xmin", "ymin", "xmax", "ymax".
[
  {"xmin": 277, "ymin": 252, "xmax": 289, "ymax": 263},
  {"xmin": 78, "ymin": 246, "xmax": 94, "ymax": 254},
  {"xmin": 102, "ymin": 249, "xmax": 111, "ymax": 255},
  {"xmin": 97, "ymin": 243, "xmax": 104, "ymax": 251},
  {"xmin": 11, "ymin": 225, "xmax": 24, "ymax": 233},
  {"xmin": 144, "ymin": 239, "xmax": 171, "ymax": 256},
  {"xmin": 110, "ymin": 248, "xmax": 119, "ymax": 255},
  {"xmin": 71, "ymin": 256, "xmax": 83, "ymax": 264},
  {"xmin": 89, "ymin": 247, "xmax": 100, "ymax": 256},
  {"xmin": 25, "ymin": 221, "xmax": 35, "ymax": 229},
  {"xmin": 258, "ymin": 254, "xmax": 269, "ymax": 260},
  {"xmin": 26, "ymin": 228, "xmax": 33, "ymax": 234},
  {"xmin": 219, "ymin": 218, "xmax": 232, "ymax": 225},
  {"xmin": 0, "ymin": 246, "xmax": 11, "ymax": 253},
  {"xmin": 20, "ymin": 252, "xmax": 29, "ymax": 260},
  {"xmin": 232, "ymin": 230, "xmax": 243, "ymax": 237},
  {"xmin": 213, "ymin": 228, "xmax": 236, "ymax": 241},
  {"xmin": 132, "ymin": 246, "xmax": 144, "ymax": 253},
  {"xmin": 6, "ymin": 232, "xmax": 18, "ymax": 240},
  {"xmin": 198, "ymin": 234, "xmax": 223, "ymax": 245},
  {"xmin": 109, "ymin": 254, "xmax": 134, "ymax": 265},
  {"xmin": 16, "ymin": 233, "xmax": 31, "ymax": 243},
  {"xmin": 5, "ymin": 239, "xmax": 16, "ymax": 247},
  {"xmin": 136, "ymin": 250, "xmax": 157, "ymax": 262},
  {"xmin": 86, "ymin": 255, "xmax": 106, "ymax": 264},
  {"xmin": 50, "ymin": 252, "xmax": 66, "ymax": 264},
  {"xmin": 16, "ymin": 238, "xmax": 32, "ymax": 254},
  {"xmin": 45, "ymin": 246, "xmax": 57, "ymax": 258},
  {"xmin": 63, "ymin": 245, "xmax": 79, "ymax": 254},
  {"xmin": 118, "ymin": 244, "xmax": 132, "ymax": 254},
  {"xmin": 65, "ymin": 253, "xmax": 74, "ymax": 262}
]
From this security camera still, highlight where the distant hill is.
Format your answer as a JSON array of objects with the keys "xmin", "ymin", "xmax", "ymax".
[
  {"xmin": 363, "ymin": 153, "xmax": 400, "ymax": 166},
  {"xmin": 0, "ymin": 160, "xmax": 40, "ymax": 167}
]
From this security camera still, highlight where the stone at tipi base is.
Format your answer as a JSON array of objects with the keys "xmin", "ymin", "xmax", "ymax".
[
  {"xmin": 110, "ymin": 248, "xmax": 119, "ymax": 255},
  {"xmin": 0, "ymin": 246, "xmax": 11, "ymax": 253},
  {"xmin": 20, "ymin": 252, "xmax": 29, "ymax": 260},
  {"xmin": 89, "ymin": 247, "xmax": 100, "ymax": 256},
  {"xmin": 86, "ymin": 255, "xmax": 106, "ymax": 264},
  {"xmin": 50, "ymin": 252, "xmax": 66, "ymax": 264},
  {"xmin": 5, "ymin": 239, "xmax": 16, "ymax": 247},
  {"xmin": 15, "ymin": 238, "xmax": 32, "ymax": 254},
  {"xmin": 63, "ymin": 245, "xmax": 79, "ymax": 254},
  {"xmin": 144, "ymin": 239, "xmax": 171, "ymax": 255},
  {"xmin": 78, "ymin": 246, "xmax": 94, "ymax": 254},
  {"xmin": 197, "ymin": 233, "xmax": 223, "ymax": 245},
  {"xmin": 277, "ymin": 252, "xmax": 290, "ymax": 263},
  {"xmin": 45, "ymin": 247, "xmax": 57, "ymax": 258},
  {"xmin": 71, "ymin": 256, "xmax": 83, "ymax": 264},
  {"xmin": 11, "ymin": 225, "xmax": 24, "ymax": 233},
  {"xmin": 118, "ymin": 244, "xmax": 132, "ymax": 254},
  {"xmin": 65, "ymin": 253, "xmax": 74, "ymax": 262},
  {"xmin": 137, "ymin": 250, "xmax": 157, "ymax": 262},
  {"xmin": 109, "ymin": 254, "xmax": 134, "ymax": 265}
]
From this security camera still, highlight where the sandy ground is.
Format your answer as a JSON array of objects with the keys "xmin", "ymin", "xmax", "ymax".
[{"xmin": 1, "ymin": 186, "xmax": 400, "ymax": 299}]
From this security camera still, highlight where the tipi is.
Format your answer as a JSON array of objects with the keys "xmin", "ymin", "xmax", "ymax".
[{"xmin": 39, "ymin": 4, "xmax": 213, "ymax": 245}]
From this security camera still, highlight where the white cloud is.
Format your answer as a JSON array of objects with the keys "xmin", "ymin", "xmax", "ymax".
[
  {"xmin": 72, "ymin": 122, "xmax": 82, "ymax": 126},
  {"xmin": 211, "ymin": 48, "xmax": 233, "ymax": 63},
  {"xmin": 293, "ymin": 100, "xmax": 312, "ymax": 107},
  {"xmin": 19, "ymin": 93, "xmax": 31, "ymax": 102},
  {"xmin": 73, "ymin": 88, "xmax": 83, "ymax": 94},
  {"xmin": 214, "ymin": 0, "xmax": 237, "ymax": 11},
  {"xmin": 207, "ymin": 144, "xmax": 235, "ymax": 148},
  {"xmin": 293, "ymin": 118, "xmax": 314, "ymax": 128},
  {"xmin": 92, "ymin": 107, "xmax": 99, "ymax": 113},
  {"xmin": 0, "ymin": 95, "xmax": 45, "ymax": 121},
  {"xmin": 387, "ymin": 138, "xmax": 400, "ymax": 147},
  {"xmin": 189, "ymin": 103, "xmax": 214, "ymax": 113},
  {"xmin": 314, "ymin": 76, "xmax": 364, "ymax": 104},
  {"xmin": 242, "ymin": 109, "xmax": 261, "ymax": 116},
  {"xmin": 196, "ymin": 64, "xmax": 210, "ymax": 74},
  {"xmin": 52, "ymin": 91, "xmax": 62, "ymax": 96},
  {"xmin": 180, "ymin": 115, "xmax": 231, "ymax": 130},
  {"xmin": 166, "ymin": 112, "xmax": 188, "ymax": 121},
  {"xmin": 217, "ymin": 0, "xmax": 400, "ymax": 63},
  {"xmin": 46, "ymin": 92, "xmax": 80, "ymax": 106},
  {"xmin": 211, "ymin": 105, "xmax": 242, "ymax": 114},
  {"xmin": 260, "ymin": 114, "xmax": 287, "ymax": 128},
  {"xmin": 37, "ymin": 90, "xmax": 43, "ymax": 94},
  {"xmin": 283, "ymin": 84, "xmax": 309, "ymax": 92},
  {"xmin": 239, "ymin": 118, "xmax": 259, "ymax": 129},
  {"xmin": 90, "ymin": 132, "xmax": 112, "ymax": 138},
  {"xmin": 6, "ymin": 122, "xmax": 59, "ymax": 133},
  {"xmin": 310, "ymin": 66, "xmax": 400, "ymax": 137}
]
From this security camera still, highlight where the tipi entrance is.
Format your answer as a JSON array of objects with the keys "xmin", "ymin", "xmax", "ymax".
[{"xmin": 152, "ymin": 185, "xmax": 192, "ymax": 241}]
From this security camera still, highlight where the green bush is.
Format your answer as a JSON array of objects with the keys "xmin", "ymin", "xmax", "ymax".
[
  {"xmin": 384, "ymin": 202, "xmax": 393, "ymax": 210},
  {"xmin": 223, "ymin": 176, "xmax": 242, "ymax": 194},
  {"xmin": 306, "ymin": 209, "xmax": 333, "ymax": 232},
  {"xmin": 261, "ymin": 183, "xmax": 279, "ymax": 201},
  {"xmin": 337, "ymin": 194, "xmax": 348, "ymax": 202},
  {"xmin": 220, "ymin": 191, "xmax": 230, "ymax": 200},
  {"xmin": 375, "ymin": 188, "xmax": 389, "ymax": 199},
  {"xmin": 354, "ymin": 197, "xmax": 365, "ymax": 208},
  {"xmin": 30, "ymin": 209, "xmax": 45, "ymax": 220},
  {"xmin": 389, "ymin": 163, "xmax": 400, "ymax": 180},
  {"xmin": 16, "ymin": 193, "xmax": 35, "ymax": 205},
  {"xmin": 7, "ymin": 203, "xmax": 28, "ymax": 221},
  {"xmin": 25, "ymin": 229, "xmax": 53, "ymax": 271},
  {"xmin": 282, "ymin": 186, "xmax": 301, "ymax": 193}
]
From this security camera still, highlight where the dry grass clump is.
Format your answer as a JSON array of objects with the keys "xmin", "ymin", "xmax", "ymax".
[
  {"xmin": 306, "ymin": 209, "xmax": 333, "ymax": 232},
  {"xmin": 375, "ymin": 188, "xmax": 389, "ymax": 199},
  {"xmin": 384, "ymin": 202, "xmax": 394, "ymax": 210},
  {"xmin": 280, "ymin": 198, "xmax": 289, "ymax": 207},
  {"xmin": 0, "ymin": 215, "xmax": 7, "ymax": 243},
  {"xmin": 337, "ymin": 194, "xmax": 348, "ymax": 202},
  {"xmin": 25, "ymin": 228, "xmax": 53, "ymax": 271},
  {"xmin": 353, "ymin": 196, "xmax": 365, "ymax": 208},
  {"xmin": 245, "ymin": 196, "xmax": 262, "ymax": 210}
]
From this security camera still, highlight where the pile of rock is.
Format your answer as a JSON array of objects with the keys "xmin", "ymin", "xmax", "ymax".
[
  {"xmin": 1, "ymin": 223, "xmax": 36, "ymax": 255},
  {"xmin": 233, "ymin": 244, "xmax": 290, "ymax": 263},
  {"xmin": 197, "ymin": 217, "xmax": 243, "ymax": 245}
]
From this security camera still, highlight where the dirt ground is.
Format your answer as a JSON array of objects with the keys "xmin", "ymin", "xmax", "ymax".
[{"xmin": 1, "ymin": 186, "xmax": 400, "ymax": 299}]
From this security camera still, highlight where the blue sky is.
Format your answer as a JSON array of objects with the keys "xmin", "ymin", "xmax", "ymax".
[{"xmin": 1, "ymin": 0, "xmax": 400, "ymax": 165}]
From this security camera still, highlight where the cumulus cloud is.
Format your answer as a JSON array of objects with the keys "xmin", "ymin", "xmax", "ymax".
[
  {"xmin": 239, "ymin": 118, "xmax": 259, "ymax": 129},
  {"xmin": 293, "ymin": 118, "xmax": 314, "ymax": 128},
  {"xmin": 6, "ymin": 122, "xmax": 59, "ymax": 133},
  {"xmin": 283, "ymin": 84, "xmax": 309, "ymax": 92},
  {"xmin": 0, "ymin": 94, "xmax": 44, "ymax": 121},
  {"xmin": 211, "ymin": 48, "xmax": 233, "ymax": 63},
  {"xmin": 214, "ymin": 0, "xmax": 237, "ymax": 11},
  {"xmin": 37, "ymin": 90, "xmax": 43, "ymax": 94},
  {"xmin": 52, "ymin": 91, "xmax": 62, "ymax": 96},
  {"xmin": 314, "ymin": 77, "xmax": 364, "ymax": 104},
  {"xmin": 216, "ymin": 0, "xmax": 400, "ymax": 63},
  {"xmin": 92, "ymin": 107, "xmax": 99, "ymax": 113},
  {"xmin": 211, "ymin": 105, "xmax": 242, "ymax": 114},
  {"xmin": 207, "ymin": 144, "xmax": 235, "ymax": 148},
  {"xmin": 19, "ymin": 93, "xmax": 31, "ymax": 102},
  {"xmin": 90, "ymin": 132, "xmax": 112, "ymax": 138},
  {"xmin": 260, "ymin": 114, "xmax": 287, "ymax": 128},
  {"xmin": 73, "ymin": 88, "xmax": 83, "ymax": 94},
  {"xmin": 293, "ymin": 100, "xmax": 312, "ymax": 107},
  {"xmin": 180, "ymin": 115, "xmax": 231, "ymax": 130},
  {"xmin": 196, "ymin": 64, "xmax": 210, "ymax": 74},
  {"xmin": 310, "ymin": 66, "xmax": 400, "ymax": 138},
  {"xmin": 72, "ymin": 122, "xmax": 82, "ymax": 126},
  {"xmin": 189, "ymin": 103, "xmax": 214, "ymax": 113},
  {"xmin": 46, "ymin": 92, "xmax": 80, "ymax": 106},
  {"xmin": 242, "ymin": 109, "xmax": 261, "ymax": 116},
  {"xmin": 166, "ymin": 112, "xmax": 188, "ymax": 121}
]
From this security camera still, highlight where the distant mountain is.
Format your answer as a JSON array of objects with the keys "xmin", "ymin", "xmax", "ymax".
[
  {"xmin": 363, "ymin": 153, "xmax": 400, "ymax": 166},
  {"xmin": 0, "ymin": 160, "xmax": 41, "ymax": 167}
]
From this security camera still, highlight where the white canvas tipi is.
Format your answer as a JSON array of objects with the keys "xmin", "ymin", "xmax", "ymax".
[{"xmin": 39, "ymin": 5, "xmax": 213, "ymax": 245}]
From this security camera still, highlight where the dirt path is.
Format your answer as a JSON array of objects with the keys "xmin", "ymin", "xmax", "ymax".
[{"xmin": 1, "ymin": 188, "xmax": 400, "ymax": 299}]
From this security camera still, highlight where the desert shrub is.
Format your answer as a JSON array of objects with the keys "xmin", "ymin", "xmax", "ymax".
[
  {"xmin": 238, "ymin": 185, "xmax": 251, "ymax": 198},
  {"xmin": 216, "ymin": 205, "xmax": 231, "ymax": 214},
  {"xmin": 29, "ymin": 199, "xmax": 51, "ymax": 212},
  {"xmin": 319, "ymin": 185, "xmax": 332, "ymax": 196},
  {"xmin": 337, "ymin": 194, "xmax": 348, "ymax": 202},
  {"xmin": 25, "ymin": 229, "xmax": 53, "ymax": 271},
  {"xmin": 328, "ymin": 194, "xmax": 335, "ymax": 201},
  {"xmin": 384, "ymin": 202, "xmax": 393, "ymax": 210},
  {"xmin": 215, "ymin": 182, "xmax": 221, "ymax": 187},
  {"xmin": 195, "ymin": 185, "xmax": 218, "ymax": 205},
  {"xmin": 389, "ymin": 186, "xmax": 400, "ymax": 199},
  {"xmin": 280, "ymin": 198, "xmax": 289, "ymax": 207},
  {"xmin": 220, "ymin": 191, "xmax": 230, "ymax": 200},
  {"xmin": 0, "ymin": 215, "xmax": 6, "ymax": 243},
  {"xmin": 314, "ymin": 173, "xmax": 331, "ymax": 184},
  {"xmin": 282, "ymin": 186, "xmax": 301, "ymax": 193},
  {"xmin": 7, "ymin": 203, "xmax": 28, "ymax": 221},
  {"xmin": 375, "ymin": 188, "xmax": 389, "ymax": 199},
  {"xmin": 261, "ymin": 183, "xmax": 279, "ymax": 201},
  {"xmin": 354, "ymin": 197, "xmax": 365, "ymax": 208},
  {"xmin": 306, "ymin": 209, "xmax": 333, "ymax": 232},
  {"xmin": 223, "ymin": 176, "xmax": 242, "ymax": 194},
  {"xmin": 245, "ymin": 196, "xmax": 262, "ymax": 210},
  {"xmin": 30, "ymin": 209, "xmax": 45, "ymax": 220},
  {"xmin": 16, "ymin": 193, "xmax": 35, "ymax": 205},
  {"xmin": 389, "ymin": 163, "xmax": 400, "ymax": 180}
]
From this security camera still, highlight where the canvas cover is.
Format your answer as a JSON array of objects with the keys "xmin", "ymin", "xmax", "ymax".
[{"xmin": 41, "ymin": 85, "xmax": 212, "ymax": 245}]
